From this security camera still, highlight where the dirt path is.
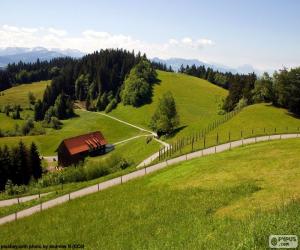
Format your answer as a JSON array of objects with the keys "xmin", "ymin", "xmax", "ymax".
[
  {"xmin": 1, "ymin": 133, "xmax": 298, "ymax": 226},
  {"xmin": 88, "ymin": 110, "xmax": 157, "ymax": 137},
  {"xmin": 113, "ymin": 135, "xmax": 149, "ymax": 145}
]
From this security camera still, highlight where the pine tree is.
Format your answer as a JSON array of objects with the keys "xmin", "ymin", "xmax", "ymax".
[
  {"xmin": 18, "ymin": 141, "xmax": 31, "ymax": 185},
  {"xmin": 30, "ymin": 142, "xmax": 42, "ymax": 179},
  {"xmin": 1, "ymin": 145, "xmax": 11, "ymax": 190},
  {"xmin": 34, "ymin": 99, "xmax": 43, "ymax": 121}
]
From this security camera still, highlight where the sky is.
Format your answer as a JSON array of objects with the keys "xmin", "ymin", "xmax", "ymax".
[{"xmin": 0, "ymin": 0, "xmax": 300, "ymax": 70}]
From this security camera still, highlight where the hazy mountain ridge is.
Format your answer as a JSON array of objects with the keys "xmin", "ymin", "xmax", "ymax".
[
  {"xmin": 152, "ymin": 57, "xmax": 265, "ymax": 75},
  {"xmin": 0, "ymin": 47, "xmax": 84, "ymax": 67}
]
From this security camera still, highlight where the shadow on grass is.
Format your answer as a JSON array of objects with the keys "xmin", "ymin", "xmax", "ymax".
[{"xmin": 160, "ymin": 125, "xmax": 188, "ymax": 139}]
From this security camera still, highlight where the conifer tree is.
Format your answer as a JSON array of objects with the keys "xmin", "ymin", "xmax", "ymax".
[{"xmin": 30, "ymin": 142, "xmax": 42, "ymax": 179}]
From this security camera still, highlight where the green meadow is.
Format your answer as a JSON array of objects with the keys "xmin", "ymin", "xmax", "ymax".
[
  {"xmin": 111, "ymin": 70, "xmax": 228, "ymax": 138},
  {"xmin": 0, "ymin": 139, "xmax": 299, "ymax": 249},
  {"xmin": 0, "ymin": 81, "xmax": 50, "ymax": 107},
  {"xmin": 0, "ymin": 136, "xmax": 160, "ymax": 217},
  {"xmin": 0, "ymin": 109, "xmax": 145, "ymax": 155},
  {"xmin": 168, "ymin": 103, "xmax": 300, "ymax": 156}
]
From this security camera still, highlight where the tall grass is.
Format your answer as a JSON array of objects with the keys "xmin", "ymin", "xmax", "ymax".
[{"xmin": 38, "ymin": 154, "xmax": 130, "ymax": 187}]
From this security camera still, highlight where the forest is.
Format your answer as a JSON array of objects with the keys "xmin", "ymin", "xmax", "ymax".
[
  {"xmin": 0, "ymin": 142, "xmax": 42, "ymax": 191},
  {"xmin": 180, "ymin": 64, "xmax": 300, "ymax": 116}
]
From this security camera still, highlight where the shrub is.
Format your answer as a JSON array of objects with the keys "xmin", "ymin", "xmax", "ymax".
[
  {"xmin": 105, "ymin": 98, "xmax": 118, "ymax": 113},
  {"xmin": 38, "ymin": 154, "xmax": 131, "ymax": 188},
  {"xmin": 21, "ymin": 118, "xmax": 34, "ymax": 135},
  {"xmin": 5, "ymin": 180, "xmax": 28, "ymax": 195}
]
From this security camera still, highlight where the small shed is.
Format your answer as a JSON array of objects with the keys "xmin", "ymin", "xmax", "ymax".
[{"xmin": 57, "ymin": 131, "xmax": 107, "ymax": 167}]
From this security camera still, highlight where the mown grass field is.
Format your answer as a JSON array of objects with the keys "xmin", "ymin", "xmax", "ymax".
[
  {"xmin": 111, "ymin": 70, "xmax": 227, "ymax": 139},
  {"xmin": 0, "ymin": 139, "xmax": 299, "ymax": 249},
  {"xmin": 0, "ymin": 81, "xmax": 50, "ymax": 107},
  {"xmin": 0, "ymin": 109, "xmax": 145, "ymax": 155}
]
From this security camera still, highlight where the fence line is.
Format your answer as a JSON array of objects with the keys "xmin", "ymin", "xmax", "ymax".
[
  {"xmin": 159, "ymin": 125, "xmax": 300, "ymax": 162},
  {"xmin": 0, "ymin": 133, "xmax": 299, "ymax": 226}
]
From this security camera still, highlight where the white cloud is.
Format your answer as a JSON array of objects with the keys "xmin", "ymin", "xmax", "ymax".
[
  {"xmin": 0, "ymin": 24, "xmax": 214, "ymax": 59},
  {"xmin": 48, "ymin": 28, "xmax": 67, "ymax": 37}
]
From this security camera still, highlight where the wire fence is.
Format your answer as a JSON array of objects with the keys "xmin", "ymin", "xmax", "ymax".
[{"xmin": 158, "ymin": 125, "xmax": 300, "ymax": 162}]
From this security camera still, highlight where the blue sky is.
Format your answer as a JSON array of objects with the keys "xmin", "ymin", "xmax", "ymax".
[{"xmin": 0, "ymin": 0, "xmax": 299, "ymax": 70}]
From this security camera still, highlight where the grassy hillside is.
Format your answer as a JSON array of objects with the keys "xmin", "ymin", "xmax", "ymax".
[
  {"xmin": 0, "ymin": 139, "xmax": 299, "ymax": 249},
  {"xmin": 0, "ymin": 109, "xmax": 145, "ymax": 155},
  {"xmin": 87, "ymin": 136, "xmax": 160, "ymax": 167},
  {"xmin": 111, "ymin": 70, "xmax": 227, "ymax": 138},
  {"xmin": 199, "ymin": 103, "xmax": 300, "ymax": 149},
  {"xmin": 0, "ymin": 81, "xmax": 50, "ymax": 107}
]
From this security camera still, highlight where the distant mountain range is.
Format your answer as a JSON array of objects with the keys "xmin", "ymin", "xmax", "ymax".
[
  {"xmin": 151, "ymin": 57, "xmax": 265, "ymax": 75},
  {"xmin": 0, "ymin": 47, "xmax": 85, "ymax": 67},
  {"xmin": 0, "ymin": 47, "xmax": 268, "ymax": 75}
]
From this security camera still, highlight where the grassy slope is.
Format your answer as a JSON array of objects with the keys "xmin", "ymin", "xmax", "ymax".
[
  {"xmin": 0, "ymin": 81, "xmax": 49, "ymax": 131},
  {"xmin": 0, "ymin": 110, "xmax": 144, "ymax": 155},
  {"xmin": 205, "ymin": 103, "xmax": 300, "ymax": 146},
  {"xmin": 1, "ymin": 139, "xmax": 299, "ymax": 249},
  {"xmin": 87, "ymin": 136, "xmax": 159, "ymax": 167},
  {"xmin": 0, "ymin": 81, "xmax": 50, "ymax": 107},
  {"xmin": 0, "ymin": 137, "xmax": 160, "ymax": 217},
  {"xmin": 111, "ymin": 70, "xmax": 227, "ymax": 138}
]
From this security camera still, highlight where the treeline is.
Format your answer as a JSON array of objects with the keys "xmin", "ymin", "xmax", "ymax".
[
  {"xmin": 252, "ymin": 68, "xmax": 300, "ymax": 115},
  {"xmin": 179, "ymin": 64, "xmax": 257, "ymax": 111},
  {"xmin": 180, "ymin": 64, "xmax": 300, "ymax": 116},
  {"xmin": 151, "ymin": 61, "xmax": 174, "ymax": 72},
  {"xmin": 0, "ymin": 57, "xmax": 75, "ymax": 91},
  {"xmin": 0, "ymin": 142, "xmax": 42, "ymax": 191},
  {"xmin": 33, "ymin": 49, "xmax": 158, "ymax": 123}
]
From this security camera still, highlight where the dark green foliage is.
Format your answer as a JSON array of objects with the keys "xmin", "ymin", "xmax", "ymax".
[
  {"xmin": 37, "ymin": 49, "xmax": 141, "ymax": 119},
  {"xmin": 105, "ymin": 98, "xmax": 118, "ymax": 113},
  {"xmin": 0, "ymin": 146, "xmax": 9, "ymax": 190},
  {"xmin": 96, "ymin": 92, "xmax": 109, "ymax": 111},
  {"xmin": 3, "ymin": 104, "xmax": 11, "ymax": 116},
  {"xmin": 39, "ymin": 154, "xmax": 130, "ymax": 187},
  {"xmin": 53, "ymin": 94, "xmax": 74, "ymax": 119},
  {"xmin": 34, "ymin": 99, "xmax": 43, "ymax": 121},
  {"xmin": 28, "ymin": 91, "xmax": 36, "ymax": 106},
  {"xmin": 150, "ymin": 92, "xmax": 179, "ymax": 135},
  {"xmin": 0, "ymin": 57, "xmax": 74, "ymax": 91},
  {"xmin": 151, "ymin": 61, "xmax": 174, "ymax": 72},
  {"xmin": 43, "ymin": 106, "xmax": 55, "ymax": 124},
  {"xmin": 273, "ymin": 67, "xmax": 300, "ymax": 115},
  {"xmin": 49, "ymin": 117, "xmax": 62, "ymax": 130},
  {"xmin": 252, "ymin": 73, "xmax": 274, "ymax": 103},
  {"xmin": 30, "ymin": 143, "xmax": 42, "ymax": 179},
  {"xmin": 12, "ymin": 105, "xmax": 21, "ymax": 119},
  {"xmin": 121, "ymin": 75, "xmax": 151, "ymax": 106},
  {"xmin": 121, "ymin": 59, "xmax": 157, "ymax": 107},
  {"xmin": 75, "ymin": 74, "xmax": 89, "ymax": 101},
  {"xmin": 21, "ymin": 118, "xmax": 34, "ymax": 135},
  {"xmin": 0, "ymin": 142, "xmax": 42, "ymax": 190}
]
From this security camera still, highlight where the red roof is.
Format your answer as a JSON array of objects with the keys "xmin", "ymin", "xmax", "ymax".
[{"xmin": 61, "ymin": 131, "xmax": 107, "ymax": 155}]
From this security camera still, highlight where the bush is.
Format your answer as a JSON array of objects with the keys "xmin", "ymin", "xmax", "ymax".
[
  {"xmin": 234, "ymin": 98, "xmax": 248, "ymax": 111},
  {"xmin": 21, "ymin": 118, "xmax": 34, "ymax": 135},
  {"xmin": 105, "ymin": 98, "xmax": 118, "ymax": 113},
  {"xmin": 5, "ymin": 180, "xmax": 28, "ymax": 195},
  {"xmin": 38, "ymin": 154, "xmax": 131, "ymax": 188}
]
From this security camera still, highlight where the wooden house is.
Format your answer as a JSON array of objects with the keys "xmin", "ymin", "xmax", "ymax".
[{"xmin": 57, "ymin": 131, "xmax": 107, "ymax": 167}]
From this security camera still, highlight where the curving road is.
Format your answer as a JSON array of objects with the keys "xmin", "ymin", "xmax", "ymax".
[{"xmin": 0, "ymin": 133, "xmax": 299, "ymax": 226}]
